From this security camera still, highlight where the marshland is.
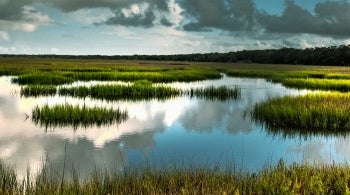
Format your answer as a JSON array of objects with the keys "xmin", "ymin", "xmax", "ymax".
[{"xmin": 2, "ymin": 57, "xmax": 350, "ymax": 193}]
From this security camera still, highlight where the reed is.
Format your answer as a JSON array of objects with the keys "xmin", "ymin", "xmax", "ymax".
[
  {"xmin": 184, "ymin": 86, "xmax": 241, "ymax": 101},
  {"xmin": 10, "ymin": 68, "xmax": 221, "ymax": 85},
  {"xmin": 58, "ymin": 82, "xmax": 241, "ymax": 101},
  {"xmin": 252, "ymin": 93, "xmax": 350, "ymax": 133},
  {"xmin": 32, "ymin": 104, "xmax": 128, "ymax": 129},
  {"xmin": 58, "ymin": 83, "xmax": 181, "ymax": 101},
  {"xmin": 12, "ymin": 73, "xmax": 74, "ymax": 85},
  {"xmin": 20, "ymin": 85, "xmax": 57, "ymax": 97},
  {"xmin": 1, "ymin": 160, "xmax": 350, "ymax": 194}
]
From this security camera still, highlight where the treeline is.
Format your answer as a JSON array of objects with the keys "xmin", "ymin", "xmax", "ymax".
[{"xmin": 1, "ymin": 45, "xmax": 350, "ymax": 66}]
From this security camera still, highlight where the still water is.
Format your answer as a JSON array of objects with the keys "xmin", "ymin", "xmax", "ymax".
[{"xmin": 1, "ymin": 75, "xmax": 349, "ymax": 179}]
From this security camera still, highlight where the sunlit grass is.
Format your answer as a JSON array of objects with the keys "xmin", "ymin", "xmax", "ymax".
[
  {"xmin": 32, "ymin": 104, "xmax": 128, "ymax": 129},
  {"xmin": 10, "ymin": 68, "xmax": 221, "ymax": 85},
  {"xmin": 226, "ymin": 69, "xmax": 350, "ymax": 91},
  {"xmin": 3, "ymin": 57, "xmax": 350, "ymax": 92},
  {"xmin": 252, "ymin": 93, "xmax": 350, "ymax": 133},
  {"xmin": 281, "ymin": 78, "xmax": 350, "ymax": 91}
]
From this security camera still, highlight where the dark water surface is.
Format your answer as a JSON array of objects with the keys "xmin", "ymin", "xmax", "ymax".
[{"xmin": 0, "ymin": 75, "xmax": 348, "ymax": 179}]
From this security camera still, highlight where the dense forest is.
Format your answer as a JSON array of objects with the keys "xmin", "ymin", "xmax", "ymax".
[{"xmin": 1, "ymin": 45, "xmax": 350, "ymax": 66}]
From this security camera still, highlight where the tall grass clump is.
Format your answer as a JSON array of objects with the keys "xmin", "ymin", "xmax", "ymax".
[
  {"xmin": 12, "ymin": 73, "xmax": 74, "ymax": 85},
  {"xmin": 252, "ymin": 93, "xmax": 350, "ymax": 133},
  {"xmin": 32, "ymin": 104, "xmax": 128, "ymax": 129},
  {"xmin": 59, "ymin": 83, "xmax": 182, "ymax": 101},
  {"xmin": 58, "ymin": 81, "xmax": 241, "ymax": 101},
  {"xmin": 20, "ymin": 85, "xmax": 57, "ymax": 97},
  {"xmin": 186, "ymin": 86, "xmax": 241, "ymax": 101}
]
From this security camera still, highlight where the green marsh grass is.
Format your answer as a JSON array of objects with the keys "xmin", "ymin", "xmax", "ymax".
[
  {"xmin": 32, "ymin": 104, "xmax": 128, "ymax": 129},
  {"xmin": 226, "ymin": 69, "xmax": 350, "ymax": 91},
  {"xmin": 20, "ymin": 85, "xmax": 57, "ymax": 97},
  {"xmin": 58, "ymin": 82, "xmax": 241, "ymax": 101},
  {"xmin": 12, "ymin": 73, "xmax": 74, "ymax": 85},
  {"xmin": 2, "ymin": 160, "xmax": 350, "ymax": 194},
  {"xmin": 282, "ymin": 78, "xmax": 350, "ymax": 91},
  {"xmin": 252, "ymin": 93, "xmax": 350, "ymax": 133},
  {"xmin": 185, "ymin": 86, "xmax": 241, "ymax": 101},
  {"xmin": 10, "ymin": 68, "xmax": 221, "ymax": 85},
  {"xmin": 62, "ymin": 68, "xmax": 221, "ymax": 83},
  {"xmin": 58, "ymin": 83, "xmax": 181, "ymax": 101},
  {"xmin": 4, "ymin": 57, "xmax": 350, "ymax": 92}
]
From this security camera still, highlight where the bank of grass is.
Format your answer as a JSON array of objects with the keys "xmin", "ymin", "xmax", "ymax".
[
  {"xmin": 32, "ymin": 104, "xmax": 128, "ymax": 129},
  {"xmin": 252, "ymin": 93, "xmax": 350, "ymax": 133},
  {"xmin": 226, "ymin": 69, "xmax": 350, "ymax": 91},
  {"xmin": 10, "ymin": 68, "xmax": 221, "ymax": 85},
  {"xmin": 282, "ymin": 78, "xmax": 350, "ymax": 91},
  {"xmin": 1, "ymin": 160, "xmax": 350, "ymax": 194}
]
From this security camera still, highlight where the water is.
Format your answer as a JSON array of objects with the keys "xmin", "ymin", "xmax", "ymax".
[{"xmin": 0, "ymin": 75, "xmax": 349, "ymax": 179}]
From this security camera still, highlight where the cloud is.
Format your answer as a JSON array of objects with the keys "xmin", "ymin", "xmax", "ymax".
[
  {"xmin": 45, "ymin": 0, "xmax": 168, "ymax": 12},
  {"xmin": 100, "ymin": 0, "xmax": 180, "ymax": 28},
  {"xmin": 70, "ymin": 8, "xmax": 114, "ymax": 25},
  {"xmin": 0, "ymin": 46, "xmax": 9, "ymax": 53},
  {"xmin": 180, "ymin": 0, "xmax": 255, "ymax": 32},
  {"xmin": 0, "ymin": 0, "xmax": 32, "ymax": 21},
  {"xmin": 0, "ymin": 21, "xmax": 38, "ymax": 32},
  {"xmin": 0, "ymin": 2, "xmax": 53, "ymax": 33},
  {"xmin": 45, "ymin": 0, "xmax": 170, "ymax": 28},
  {"xmin": 257, "ymin": 0, "xmax": 350, "ymax": 37},
  {"xmin": 105, "ymin": 3, "xmax": 156, "ymax": 27},
  {"xmin": 21, "ymin": 6, "xmax": 54, "ymax": 24},
  {"xmin": 0, "ymin": 31, "xmax": 10, "ymax": 41},
  {"xmin": 160, "ymin": 17, "xmax": 173, "ymax": 27}
]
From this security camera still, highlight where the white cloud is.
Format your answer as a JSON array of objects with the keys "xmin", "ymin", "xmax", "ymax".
[
  {"xmin": 167, "ymin": 0, "xmax": 183, "ymax": 26},
  {"xmin": 0, "ymin": 6, "xmax": 53, "ymax": 33},
  {"xmin": 121, "ymin": 3, "xmax": 149, "ymax": 18},
  {"xmin": 70, "ymin": 8, "xmax": 114, "ymax": 25},
  {"xmin": 51, "ymin": 47, "xmax": 59, "ymax": 53},
  {"xmin": 0, "ymin": 31, "xmax": 9, "ymax": 41},
  {"xmin": 0, "ymin": 46, "xmax": 9, "ymax": 53},
  {"xmin": 22, "ymin": 6, "xmax": 54, "ymax": 24}
]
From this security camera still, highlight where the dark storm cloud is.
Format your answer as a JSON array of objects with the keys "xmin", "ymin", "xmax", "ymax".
[
  {"xmin": 180, "ymin": 0, "xmax": 256, "ymax": 32},
  {"xmin": 105, "ymin": 9, "xmax": 156, "ymax": 28},
  {"xmin": 0, "ymin": 0, "xmax": 33, "ymax": 20},
  {"xmin": 46, "ymin": 0, "xmax": 169, "ymax": 12},
  {"xmin": 2, "ymin": 0, "xmax": 350, "ymax": 38},
  {"xmin": 0, "ymin": 0, "xmax": 168, "ymax": 28},
  {"xmin": 257, "ymin": 0, "xmax": 350, "ymax": 37},
  {"xmin": 47, "ymin": 0, "xmax": 169, "ymax": 28},
  {"xmin": 160, "ymin": 17, "xmax": 173, "ymax": 26}
]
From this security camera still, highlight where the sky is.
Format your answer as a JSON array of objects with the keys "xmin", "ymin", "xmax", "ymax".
[{"xmin": 0, "ymin": 0, "xmax": 350, "ymax": 55}]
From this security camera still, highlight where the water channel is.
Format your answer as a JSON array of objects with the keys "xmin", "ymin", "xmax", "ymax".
[{"xmin": 0, "ymin": 75, "xmax": 349, "ymax": 179}]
